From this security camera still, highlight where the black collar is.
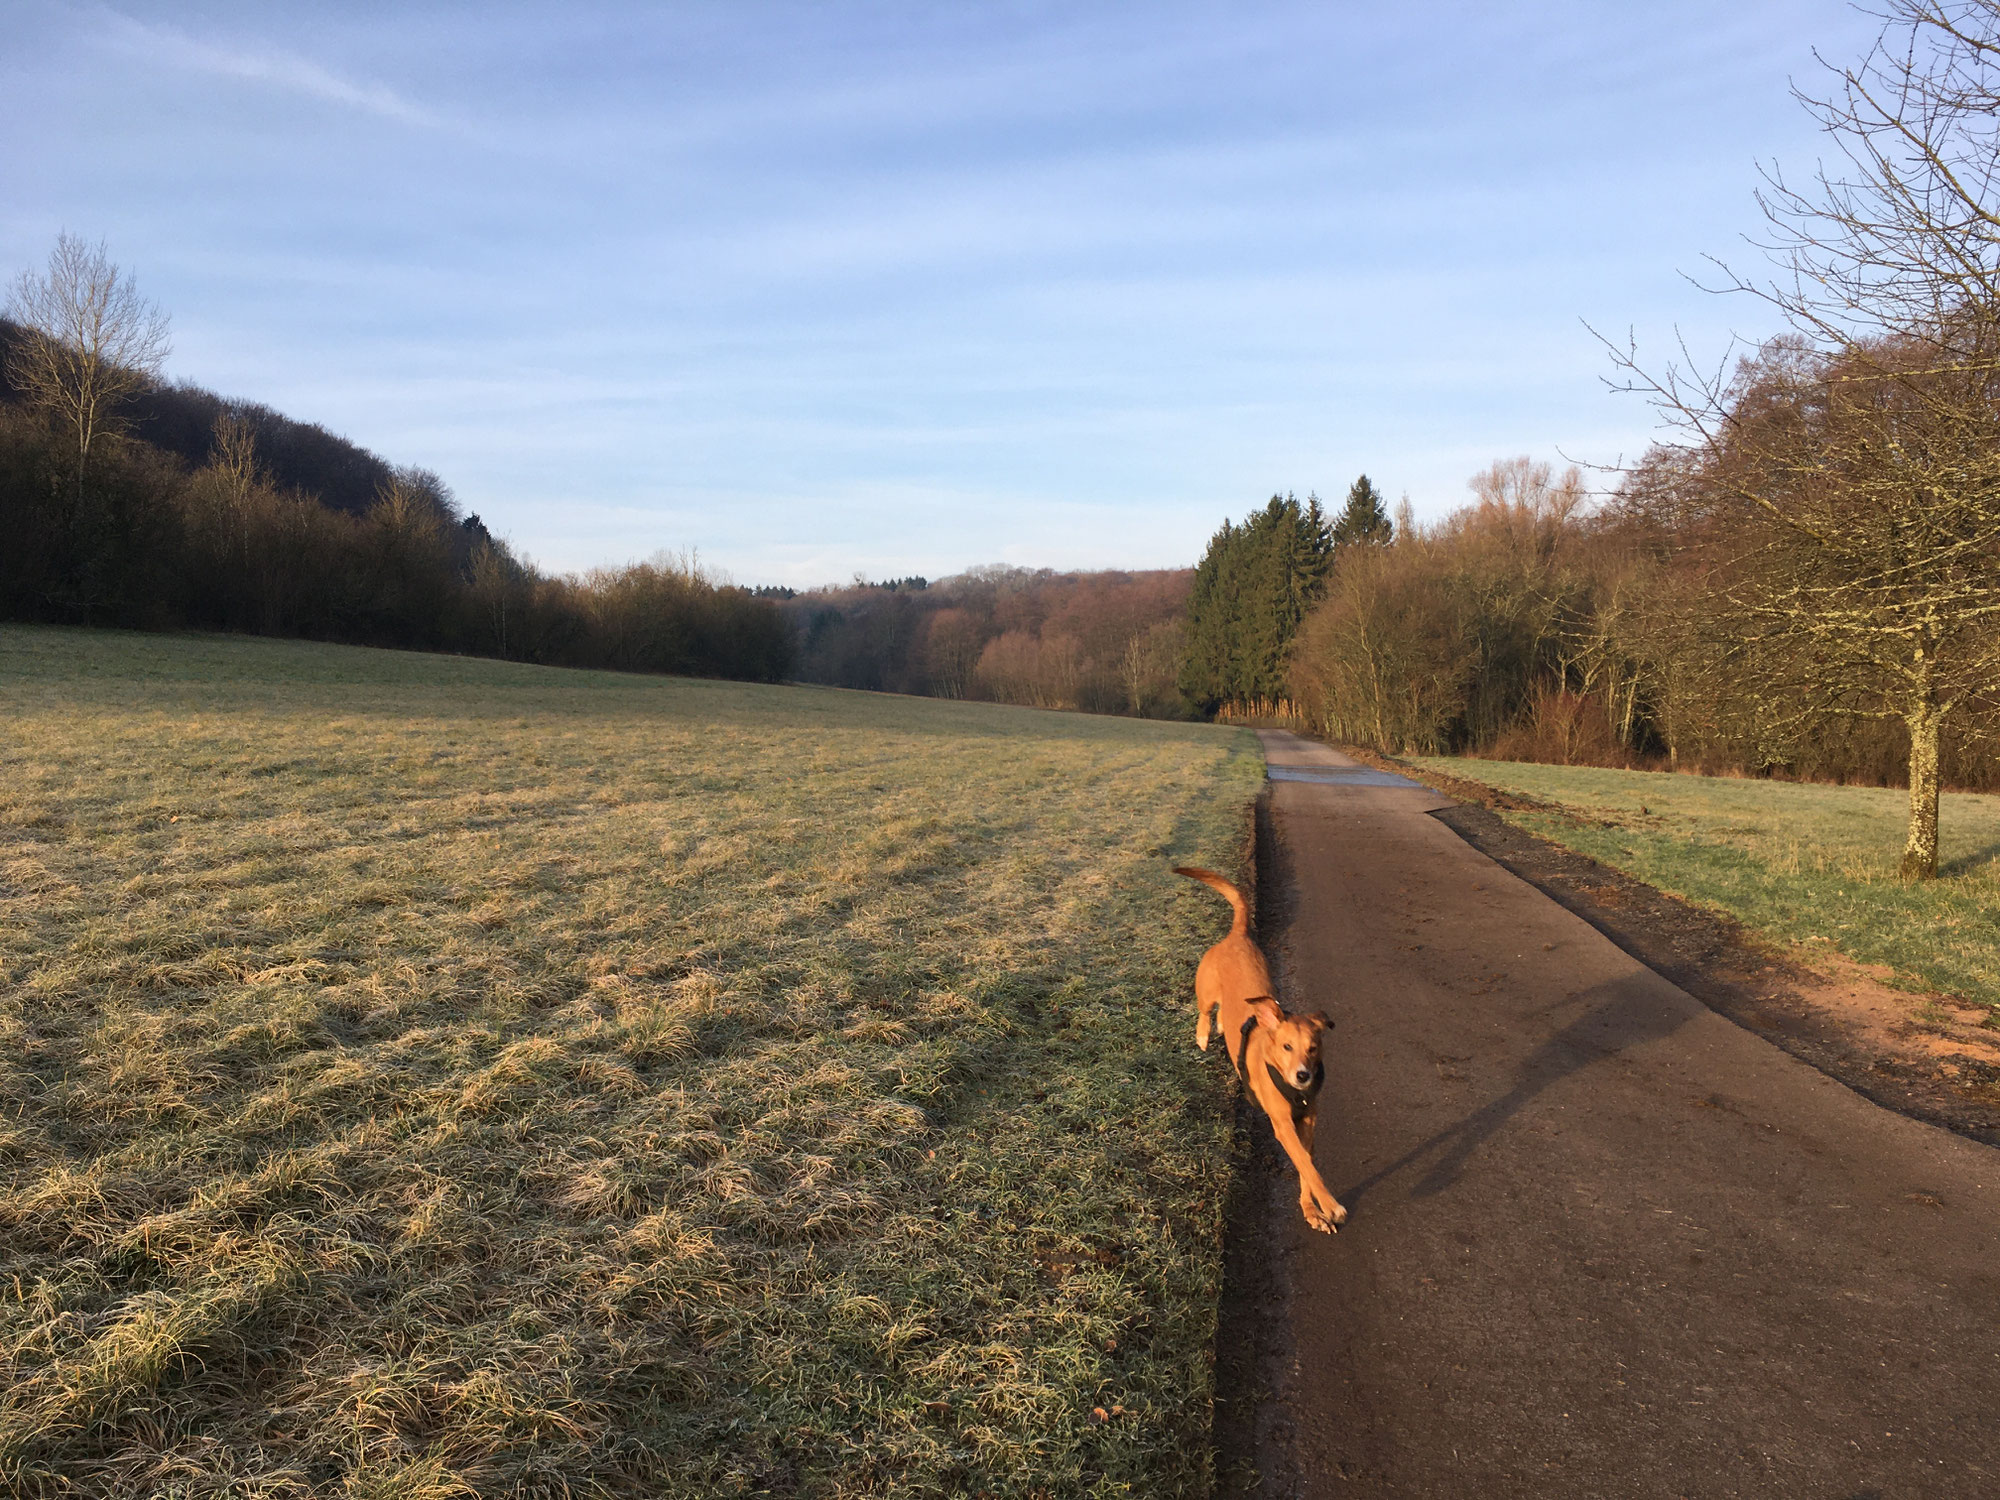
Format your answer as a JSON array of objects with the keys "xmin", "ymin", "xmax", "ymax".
[
  {"xmin": 1234, "ymin": 1009, "xmax": 1324, "ymax": 1124},
  {"xmin": 1265, "ymin": 1058, "xmax": 1323, "ymax": 1127},
  {"xmin": 1266, "ymin": 1058, "xmax": 1322, "ymax": 1108}
]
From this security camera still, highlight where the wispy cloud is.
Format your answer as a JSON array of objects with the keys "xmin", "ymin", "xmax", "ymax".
[{"xmin": 85, "ymin": 3, "xmax": 442, "ymax": 128}]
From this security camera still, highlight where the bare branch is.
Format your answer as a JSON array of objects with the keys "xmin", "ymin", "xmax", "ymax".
[{"xmin": 4, "ymin": 233, "xmax": 171, "ymax": 478}]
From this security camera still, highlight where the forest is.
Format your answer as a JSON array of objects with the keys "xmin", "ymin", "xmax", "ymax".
[
  {"xmin": 0, "ymin": 302, "xmax": 791, "ymax": 684},
  {"xmin": 1271, "ymin": 454, "xmax": 2000, "ymax": 798},
  {"xmin": 777, "ymin": 565, "xmax": 1193, "ymax": 716},
  {"xmin": 9, "ymin": 246, "xmax": 1992, "ymax": 817}
]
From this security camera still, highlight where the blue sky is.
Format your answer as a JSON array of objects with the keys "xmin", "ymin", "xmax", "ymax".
[{"xmin": 3, "ymin": 1, "xmax": 1882, "ymax": 586}]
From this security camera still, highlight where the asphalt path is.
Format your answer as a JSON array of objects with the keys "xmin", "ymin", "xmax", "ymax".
[{"xmin": 1225, "ymin": 730, "xmax": 2000, "ymax": 1499}]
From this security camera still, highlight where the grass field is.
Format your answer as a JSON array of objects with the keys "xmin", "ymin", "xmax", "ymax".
[
  {"xmin": 1410, "ymin": 756, "xmax": 2000, "ymax": 1012},
  {"xmin": 0, "ymin": 625, "xmax": 1264, "ymax": 1498}
]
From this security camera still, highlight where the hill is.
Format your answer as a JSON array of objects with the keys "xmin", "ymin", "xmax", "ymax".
[
  {"xmin": 0, "ymin": 316, "xmax": 413, "ymax": 523},
  {"xmin": 0, "ymin": 320, "xmax": 788, "ymax": 681}
]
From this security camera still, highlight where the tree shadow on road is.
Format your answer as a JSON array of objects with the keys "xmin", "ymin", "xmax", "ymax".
[{"xmin": 1343, "ymin": 977, "xmax": 1696, "ymax": 1206}]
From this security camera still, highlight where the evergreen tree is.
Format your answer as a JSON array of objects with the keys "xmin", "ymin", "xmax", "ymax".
[
  {"xmin": 1331, "ymin": 473, "xmax": 1393, "ymax": 546},
  {"xmin": 1179, "ymin": 517, "xmax": 1240, "ymax": 712},
  {"xmin": 1178, "ymin": 492, "xmax": 1334, "ymax": 713}
]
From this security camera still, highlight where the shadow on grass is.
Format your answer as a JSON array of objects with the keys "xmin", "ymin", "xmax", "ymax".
[{"xmin": 1939, "ymin": 841, "xmax": 2000, "ymax": 878}]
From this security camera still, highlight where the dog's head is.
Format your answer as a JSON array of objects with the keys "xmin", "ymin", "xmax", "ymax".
[{"xmin": 1248, "ymin": 999, "xmax": 1333, "ymax": 1092}]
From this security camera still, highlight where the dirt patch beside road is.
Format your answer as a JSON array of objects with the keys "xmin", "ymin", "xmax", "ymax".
[{"xmin": 1342, "ymin": 745, "xmax": 2000, "ymax": 1148}]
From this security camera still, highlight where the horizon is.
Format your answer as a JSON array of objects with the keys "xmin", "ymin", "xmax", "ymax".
[{"xmin": 6, "ymin": 1, "xmax": 1880, "ymax": 586}]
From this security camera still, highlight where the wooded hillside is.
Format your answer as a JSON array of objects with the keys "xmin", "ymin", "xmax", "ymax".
[{"xmin": 0, "ymin": 285, "xmax": 790, "ymax": 685}]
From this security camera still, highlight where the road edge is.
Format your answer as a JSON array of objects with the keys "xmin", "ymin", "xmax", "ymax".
[
  {"xmin": 1209, "ymin": 784, "xmax": 1307, "ymax": 1497},
  {"xmin": 1334, "ymin": 744, "xmax": 2000, "ymax": 1150}
]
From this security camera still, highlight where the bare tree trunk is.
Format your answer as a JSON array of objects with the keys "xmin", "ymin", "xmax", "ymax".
[
  {"xmin": 1121, "ymin": 632, "xmax": 1146, "ymax": 715},
  {"xmin": 1365, "ymin": 636, "xmax": 1386, "ymax": 749},
  {"xmin": 1900, "ymin": 698, "xmax": 1943, "ymax": 881}
]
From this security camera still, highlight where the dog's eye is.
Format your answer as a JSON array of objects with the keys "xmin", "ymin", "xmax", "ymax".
[{"xmin": 1283, "ymin": 1043, "xmax": 1293, "ymax": 1052}]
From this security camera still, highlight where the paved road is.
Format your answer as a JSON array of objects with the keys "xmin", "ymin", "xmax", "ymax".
[{"xmin": 1232, "ymin": 730, "xmax": 2000, "ymax": 1499}]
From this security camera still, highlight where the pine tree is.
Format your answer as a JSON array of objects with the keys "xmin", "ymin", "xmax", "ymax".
[
  {"xmin": 1331, "ymin": 473, "xmax": 1393, "ymax": 547},
  {"xmin": 1178, "ymin": 518, "xmax": 1240, "ymax": 711},
  {"xmin": 1178, "ymin": 493, "xmax": 1334, "ymax": 713}
]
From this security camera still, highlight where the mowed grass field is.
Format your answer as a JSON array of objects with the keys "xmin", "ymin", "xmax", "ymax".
[
  {"xmin": 1411, "ymin": 756, "xmax": 2000, "ymax": 1011},
  {"xmin": 0, "ymin": 625, "xmax": 1264, "ymax": 1498}
]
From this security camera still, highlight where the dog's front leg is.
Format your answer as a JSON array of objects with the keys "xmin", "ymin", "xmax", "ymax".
[{"xmin": 1257, "ymin": 1088, "xmax": 1347, "ymax": 1234}]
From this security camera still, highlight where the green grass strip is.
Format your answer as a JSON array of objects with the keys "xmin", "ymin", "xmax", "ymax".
[{"xmin": 1412, "ymin": 755, "xmax": 2000, "ymax": 1011}]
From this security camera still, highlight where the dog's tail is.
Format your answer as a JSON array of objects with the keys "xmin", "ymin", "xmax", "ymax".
[{"xmin": 1173, "ymin": 866, "xmax": 1249, "ymax": 938}]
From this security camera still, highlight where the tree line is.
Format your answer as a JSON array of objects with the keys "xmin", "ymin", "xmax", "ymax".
[
  {"xmin": 780, "ymin": 565, "xmax": 1194, "ymax": 716},
  {"xmin": 0, "ymin": 243, "xmax": 790, "ymax": 682},
  {"xmin": 1282, "ymin": 451, "xmax": 2000, "ymax": 795},
  {"xmin": 1169, "ymin": 3, "xmax": 2000, "ymax": 880},
  {"xmin": 1183, "ymin": 441, "xmax": 1997, "ymax": 878}
]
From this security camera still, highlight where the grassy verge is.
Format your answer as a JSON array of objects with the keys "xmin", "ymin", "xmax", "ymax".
[
  {"xmin": 1408, "ymin": 755, "xmax": 2000, "ymax": 1012},
  {"xmin": 0, "ymin": 625, "xmax": 1263, "ymax": 1498}
]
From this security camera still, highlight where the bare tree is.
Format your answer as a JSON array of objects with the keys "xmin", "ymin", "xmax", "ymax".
[
  {"xmin": 1610, "ymin": 0, "xmax": 2000, "ymax": 880},
  {"xmin": 1288, "ymin": 530, "xmax": 1476, "ymax": 753},
  {"xmin": 207, "ymin": 410, "xmax": 262, "ymax": 576},
  {"xmin": 922, "ymin": 607, "xmax": 983, "ymax": 699},
  {"xmin": 1119, "ymin": 617, "xmax": 1184, "ymax": 716},
  {"xmin": 469, "ymin": 540, "xmax": 518, "ymax": 658},
  {"xmin": 5, "ymin": 234, "xmax": 171, "ymax": 486}
]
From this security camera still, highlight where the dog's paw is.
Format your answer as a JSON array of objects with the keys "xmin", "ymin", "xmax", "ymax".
[{"xmin": 1302, "ymin": 1191, "xmax": 1347, "ymax": 1234}]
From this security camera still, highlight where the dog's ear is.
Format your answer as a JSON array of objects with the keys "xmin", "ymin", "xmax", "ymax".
[
  {"xmin": 1309, "ymin": 1010, "xmax": 1335, "ymax": 1031},
  {"xmin": 1248, "ymin": 998, "xmax": 1284, "ymax": 1032}
]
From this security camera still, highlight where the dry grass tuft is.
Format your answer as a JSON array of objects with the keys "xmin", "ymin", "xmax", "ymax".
[{"xmin": 0, "ymin": 625, "xmax": 1261, "ymax": 1496}]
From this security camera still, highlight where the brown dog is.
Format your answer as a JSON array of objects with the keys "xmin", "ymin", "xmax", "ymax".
[{"xmin": 1174, "ymin": 866, "xmax": 1346, "ymax": 1234}]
